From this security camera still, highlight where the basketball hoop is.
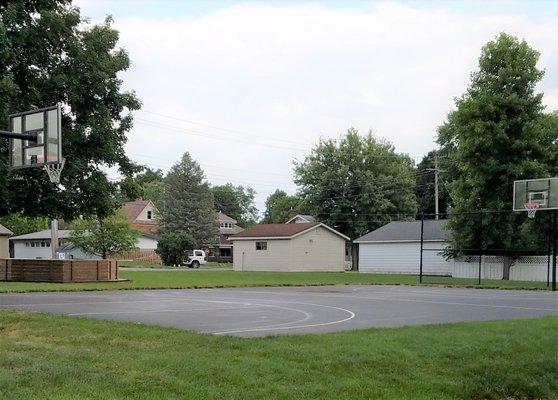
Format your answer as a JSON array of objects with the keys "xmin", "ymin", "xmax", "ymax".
[
  {"xmin": 524, "ymin": 200, "xmax": 540, "ymax": 219},
  {"xmin": 44, "ymin": 158, "xmax": 65, "ymax": 184}
]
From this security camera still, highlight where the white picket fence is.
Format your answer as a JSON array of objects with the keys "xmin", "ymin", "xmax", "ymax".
[{"xmin": 452, "ymin": 256, "xmax": 551, "ymax": 282}]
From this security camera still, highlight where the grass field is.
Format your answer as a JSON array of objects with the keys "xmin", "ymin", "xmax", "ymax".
[
  {"xmin": 0, "ymin": 270, "xmax": 550, "ymax": 293},
  {"xmin": 0, "ymin": 311, "xmax": 556, "ymax": 399},
  {"xmin": 117, "ymin": 260, "xmax": 233, "ymax": 269}
]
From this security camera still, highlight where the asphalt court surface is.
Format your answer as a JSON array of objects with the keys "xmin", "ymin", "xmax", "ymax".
[{"xmin": 1, "ymin": 285, "xmax": 556, "ymax": 337}]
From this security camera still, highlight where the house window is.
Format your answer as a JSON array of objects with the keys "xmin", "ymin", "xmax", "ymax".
[
  {"xmin": 25, "ymin": 242, "xmax": 30, "ymax": 247},
  {"xmin": 147, "ymin": 210, "xmax": 152, "ymax": 220},
  {"xmin": 41, "ymin": 242, "xmax": 45, "ymax": 247},
  {"xmin": 256, "ymin": 241, "xmax": 267, "ymax": 251}
]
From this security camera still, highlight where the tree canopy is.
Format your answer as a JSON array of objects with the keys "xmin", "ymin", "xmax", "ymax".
[
  {"xmin": 156, "ymin": 153, "xmax": 217, "ymax": 246},
  {"xmin": 262, "ymin": 190, "xmax": 304, "ymax": 223},
  {"xmin": 438, "ymin": 33, "xmax": 558, "ymax": 261},
  {"xmin": 295, "ymin": 128, "xmax": 417, "ymax": 239},
  {"xmin": 0, "ymin": 1, "xmax": 140, "ymax": 220},
  {"xmin": 414, "ymin": 151, "xmax": 450, "ymax": 217},
  {"xmin": 211, "ymin": 184, "xmax": 258, "ymax": 227},
  {"xmin": 69, "ymin": 211, "xmax": 139, "ymax": 259},
  {"xmin": 118, "ymin": 167, "xmax": 164, "ymax": 204}
]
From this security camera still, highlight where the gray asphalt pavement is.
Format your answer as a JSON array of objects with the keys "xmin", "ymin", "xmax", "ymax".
[{"xmin": 1, "ymin": 285, "xmax": 556, "ymax": 337}]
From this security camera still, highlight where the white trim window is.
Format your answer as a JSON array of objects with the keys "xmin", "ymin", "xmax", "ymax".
[{"xmin": 255, "ymin": 241, "xmax": 267, "ymax": 251}]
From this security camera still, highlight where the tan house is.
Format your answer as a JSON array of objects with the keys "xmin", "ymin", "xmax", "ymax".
[
  {"xmin": 0, "ymin": 224, "xmax": 13, "ymax": 258},
  {"xmin": 209, "ymin": 212, "xmax": 244, "ymax": 259},
  {"xmin": 230, "ymin": 222, "xmax": 349, "ymax": 272}
]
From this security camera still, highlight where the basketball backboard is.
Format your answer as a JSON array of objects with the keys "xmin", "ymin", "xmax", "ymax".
[
  {"xmin": 513, "ymin": 178, "xmax": 558, "ymax": 211},
  {"xmin": 8, "ymin": 105, "xmax": 62, "ymax": 169}
]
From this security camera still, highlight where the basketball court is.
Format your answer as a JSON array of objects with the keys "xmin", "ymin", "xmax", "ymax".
[{"xmin": 0, "ymin": 285, "xmax": 556, "ymax": 337}]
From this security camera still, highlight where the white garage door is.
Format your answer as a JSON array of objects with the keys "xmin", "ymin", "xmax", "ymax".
[{"xmin": 358, "ymin": 242, "xmax": 452, "ymax": 275}]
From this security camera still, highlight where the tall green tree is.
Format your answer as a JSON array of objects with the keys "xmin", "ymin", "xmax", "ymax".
[
  {"xmin": 295, "ymin": 128, "xmax": 417, "ymax": 239},
  {"xmin": 263, "ymin": 189, "xmax": 287, "ymax": 223},
  {"xmin": 0, "ymin": 1, "xmax": 140, "ymax": 220},
  {"xmin": 69, "ymin": 211, "xmax": 139, "ymax": 259},
  {"xmin": 118, "ymin": 167, "xmax": 164, "ymax": 203},
  {"xmin": 157, "ymin": 153, "xmax": 217, "ymax": 246},
  {"xmin": 438, "ymin": 33, "xmax": 558, "ymax": 278},
  {"xmin": 211, "ymin": 184, "xmax": 258, "ymax": 227}
]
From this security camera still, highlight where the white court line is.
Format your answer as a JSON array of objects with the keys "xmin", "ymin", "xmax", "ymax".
[
  {"xmin": 209, "ymin": 300, "xmax": 356, "ymax": 335},
  {"xmin": 66, "ymin": 305, "xmax": 255, "ymax": 316},
  {"xmin": 224, "ymin": 290, "xmax": 558, "ymax": 312}
]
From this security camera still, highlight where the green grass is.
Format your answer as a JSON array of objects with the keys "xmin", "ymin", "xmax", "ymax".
[
  {"xmin": 0, "ymin": 270, "xmax": 550, "ymax": 293},
  {"xmin": 0, "ymin": 312, "xmax": 556, "ymax": 399},
  {"xmin": 117, "ymin": 260, "xmax": 232, "ymax": 269}
]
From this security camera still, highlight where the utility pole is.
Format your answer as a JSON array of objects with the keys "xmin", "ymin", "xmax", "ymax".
[{"xmin": 426, "ymin": 154, "xmax": 442, "ymax": 220}]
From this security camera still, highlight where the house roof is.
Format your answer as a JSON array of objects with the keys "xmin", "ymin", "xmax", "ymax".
[
  {"xmin": 354, "ymin": 220, "xmax": 450, "ymax": 243},
  {"xmin": 122, "ymin": 200, "xmax": 152, "ymax": 221},
  {"xmin": 132, "ymin": 221, "xmax": 158, "ymax": 235},
  {"xmin": 0, "ymin": 224, "xmax": 13, "ymax": 236},
  {"xmin": 10, "ymin": 230, "xmax": 72, "ymax": 241},
  {"xmin": 285, "ymin": 214, "xmax": 316, "ymax": 223},
  {"xmin": 216, "ymin": 212, "xmax": 237, "ymax": 224},
  {"xmin": 230, "ymin": 222, "xmax": 349, "ymax": 241}
]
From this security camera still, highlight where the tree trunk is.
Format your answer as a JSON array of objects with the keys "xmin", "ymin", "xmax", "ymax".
[
  {"xmin": 102, "ymin": 250, "xmax": 107, "ymax": 260},
  {"xmin": 502, "ymin": 256, "xmax": 513, "ymax": 280}
]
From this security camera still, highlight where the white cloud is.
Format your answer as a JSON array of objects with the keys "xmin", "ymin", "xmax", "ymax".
[{"xmin": 76, "ymin": 1, "xmax": 558, "ymax": 213}]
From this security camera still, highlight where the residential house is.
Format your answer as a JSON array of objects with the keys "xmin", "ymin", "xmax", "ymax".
[
  {"xmin": 285, "ymin": 214, "xmax": 316, "ymax": 224},
  {"xmin": 122, "ymin": 199, "xmax": 158, "ymax": 235},
  {"xmin": 211, "ymin": 212, "xmax": 244, "ymax": 259},
  {"xmin": 10, "ymin": 229, "xmax": 71, "ymax": 259}
]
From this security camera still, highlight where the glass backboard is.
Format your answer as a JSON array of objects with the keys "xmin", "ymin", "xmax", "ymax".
[
  {"xmin": 8, "ymin": 105, "xmax": 62, "ymax": 169},
  {"xmin": 513, "ymin": 178, "xmax": 558, "ymax": 211}
]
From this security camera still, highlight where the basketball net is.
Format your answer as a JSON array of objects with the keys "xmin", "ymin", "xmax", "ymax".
[
  {"xmin": 524, "ymin": 200, "xmax": 540, "ymax": 219},
  {"xmin": 44, "ymin": 158, "xmax": 65, "ymax": 184}
]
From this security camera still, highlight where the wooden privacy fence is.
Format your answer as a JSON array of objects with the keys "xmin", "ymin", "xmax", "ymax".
[
  {"xmin": 111, "ymin": 249, "xmax": 162, "ymax": 264},
  {"xmin": 0, "ymin": 259, "xmax": 119, "ymax": 283}
]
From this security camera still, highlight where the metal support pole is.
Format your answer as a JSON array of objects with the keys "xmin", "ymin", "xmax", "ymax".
[
  {"xmin": 478, "ymin": 213, "xmax": 483, "ymax": 285},
  {"xmin": 547, "ymin": 214, "xmax": 552, "ymax": 287},
  {"xmin": 434, "ymin": 155, "xmax": 439, "ymax": 220},
  {"xmin": 552, "ymin": 210, "xmax": 557, "ymax": 291},
  {"xmin": 419, "ymin": 214, "xmax": 424, "ymax": 283},
  {"xmin": 51, "ymin": 219, "xmax": 58, "ymax": 259}
]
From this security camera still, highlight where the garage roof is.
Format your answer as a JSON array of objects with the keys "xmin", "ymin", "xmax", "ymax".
[
  {"xmin": 354, "ymin": 220, "xmax": 450, "ymax": 243},
  {"xmin": 230, "ymin": 222, "xmax": 349, "ymax": 241},
  {"xmin": 10, "ymin": 230, "xmax": 72, "ymax": 241}
]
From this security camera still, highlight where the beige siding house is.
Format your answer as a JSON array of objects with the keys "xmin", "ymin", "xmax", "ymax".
[
  {"xmin": 0, "ymin": 224, "xmax": 13, "ymax": 258},
  {"xmin": 230, "ymin": 222, "xmax": 349, "ymax": 272}
]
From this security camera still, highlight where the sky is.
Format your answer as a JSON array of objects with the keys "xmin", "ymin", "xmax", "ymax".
[{"xmin": 75, "ymin": 0, "xmax": 558, "ymax": 215}]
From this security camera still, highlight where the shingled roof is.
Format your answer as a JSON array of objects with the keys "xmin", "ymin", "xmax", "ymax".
[
  {"xmin": 122, "ymin": 200, "xmax": 152, "ymax": 221},
  {"xmin": 354, "ymin": 220, "xmax": 450, "ymax": 243},
  {"xmin": 230, "ymin": 222, "xmax": 319, "ymax": 239}
]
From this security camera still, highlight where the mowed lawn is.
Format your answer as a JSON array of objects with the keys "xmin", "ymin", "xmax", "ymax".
[
  {"xmin": 0, "ymin": 312, "xmax": 556, "ymax": 400},
  {"xmin": 0, "ymin": 269, "xmax": 550, "ymax": 293}
]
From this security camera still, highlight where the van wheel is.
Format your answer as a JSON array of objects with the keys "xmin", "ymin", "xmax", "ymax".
[{"xmin": 191, "ymin": 260, "xmax": 200, "ymax": 269}]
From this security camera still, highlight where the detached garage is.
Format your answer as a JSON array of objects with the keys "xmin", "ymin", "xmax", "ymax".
[
  {"xmin": 355, "ymin": 220, "xmax": 452, "ymax": 275},
  {"xmin": 230, "ymin": 222, "xmax": 349, "ymax": 272}
]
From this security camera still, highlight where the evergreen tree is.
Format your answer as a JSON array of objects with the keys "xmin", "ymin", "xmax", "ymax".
[{"xmin": 157, "ymin": 153, "xmax": 217, "ymax": 246}]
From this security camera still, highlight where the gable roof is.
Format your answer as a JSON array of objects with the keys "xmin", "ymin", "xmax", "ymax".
[
  {"xmin": 0, "ymin": 224, "xmax": 13, "ymax": 236},
  {"xmin": 230, "ymin": 222, "xmax": 349, "ymax": 241},
  {"xmin": 216, "ymin": 212, "xmax": 237, "ymax": 224},
  {"xmin": 354, "ymin": 220, "xmax": 450, "ymax": 243},
  {"xmin": 10, "ymin": 230, "xmax": 72, "ymax": 241},
  {"xmin": 285, "ymin": 214, "xmax": 316, "ymax": 223},
  {"xmin": 122, "ymin": 200, "xmax": 153, "ymax": 221}
]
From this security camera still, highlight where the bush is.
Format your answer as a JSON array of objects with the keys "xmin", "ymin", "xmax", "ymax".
[{"xmin": 156, "ymin": 232, "xmax": 197, "ymax": 266}]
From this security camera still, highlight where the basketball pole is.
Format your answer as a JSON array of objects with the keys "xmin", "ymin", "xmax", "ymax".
[{"xmin": 552, "ymin": 210, "xmax": 557, "ymax": 291}]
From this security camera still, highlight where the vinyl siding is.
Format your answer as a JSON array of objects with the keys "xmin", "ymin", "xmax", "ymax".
[
  {"xmin": 136, "ymin": 204, "xmax": 156, "ymax": 222},
  {"xmin": 136, "ymin": 236, "xmax": 158, "ymax": 250},
  {"xmin": 358, "ymin": 241, "xmax": 452, "ymax": 275},
  {"xmin": 232, "ymin": 226, "xmax": 346, "ymax": 271},
  {"xmin": 13, "ymin": 241, "xmax": 53, "ymax": 259}
]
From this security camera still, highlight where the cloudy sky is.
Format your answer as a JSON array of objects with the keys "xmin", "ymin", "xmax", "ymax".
[{"xmin": 75, "ymin": 0, "xmax": 558, "ymax": 214}]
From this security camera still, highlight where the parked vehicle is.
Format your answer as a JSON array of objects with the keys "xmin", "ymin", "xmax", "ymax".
[{"xmin": 184, "ymin": 249, "xmax": 207, "ymax": 268}]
